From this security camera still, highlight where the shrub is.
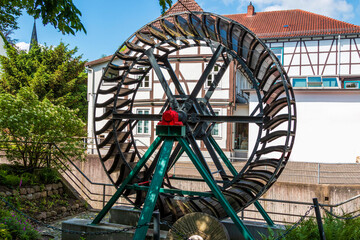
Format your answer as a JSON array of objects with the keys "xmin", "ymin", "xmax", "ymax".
[
  {"xmin": 0, "ymin": 89, "xmax": 86, "ymax": 169},
  {"xmin": 3, "ymin": 175, "xmax": 21, "ymax": 187},
  {"xmin": 0, "ymin": 212, "xmax": 41, "ymax": 240},
  {"xmin": 0, "ymin": 224, "xmax": 12, "ymax": 240},
  {"xmin": 263, "ymin": 213, "xmax": 360, "ymax": 240},
  {"xmin": 38, "ymin": 168, "xmax": 59, "ymax": 184}
]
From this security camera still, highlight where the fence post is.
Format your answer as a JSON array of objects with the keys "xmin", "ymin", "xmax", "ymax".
[
  {"xmin": 103, "ymin": 185, "xmax": 106, "ymax": 208},
  {"xmin": 313, "ymin": 198, "xmax": 326, "ymax": 240},
  {"xmin": 153, "ymin": 211, "xmax": 160, "ymax": 240}
]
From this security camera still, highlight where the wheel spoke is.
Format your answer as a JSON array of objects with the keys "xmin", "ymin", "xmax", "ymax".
[
  {"xmin": 182, "ymin": 45, "xmax": 224, "ymax": 112},
  {"xmin": 186, "ymin": 134, "xmax": 214, "ymax": 180},
  {"xmin": 203, "ymin": 53, "xmax": 233, "ymax": 103},
  {"xmin": 202, "ymin": 136, "xmax": 229, "ymax": 183},
  {"xmin": 113, "ymin": 113, "xmax": 161, "ymax": 121},
  {"xmin": 192, "ymin": 115, "xmax": 263, "ymax": 123},
  {"xmin": 145, "ymin": 49, "xmax": 179, "ymax": 109},
  {"xmin": 163, "ymin": 58, "xmax": 186, "ymax": 95}
]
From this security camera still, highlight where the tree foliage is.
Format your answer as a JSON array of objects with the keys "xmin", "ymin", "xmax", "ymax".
[
  {"xmin": 159, "ymin": 0, "xmax": 173, "ymax": 14},
  {"xmin": 0, "ymin": 0, "xmax": 86, "ymax": 36},
  {"xmin": 0, "ymin": 89, "xmax": 86, "ymax": 169},
  {"xmin": 0, "ymin": 42, "xmax": 87, "ymax": 121}
]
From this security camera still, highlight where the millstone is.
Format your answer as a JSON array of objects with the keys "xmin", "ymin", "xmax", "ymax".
[{"xmin": 166, "ymin": 212, "xmax": 229, "ymax": 240}]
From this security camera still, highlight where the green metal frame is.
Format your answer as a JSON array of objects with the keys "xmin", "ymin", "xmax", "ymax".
[
  {"xmin": 209, "ymin": 135, "xmax": 274, "ymax": 226},
  {"xmin": 92, "ymin": 126, "xmax": 274, "ymax": 239}
]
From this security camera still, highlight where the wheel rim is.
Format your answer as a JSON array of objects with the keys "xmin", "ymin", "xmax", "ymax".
[{"xmin": 94, "ymin": 12, "xmax": 296, "ymax": 221}]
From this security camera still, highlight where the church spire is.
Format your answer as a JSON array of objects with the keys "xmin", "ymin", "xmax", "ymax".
[{"xmin": 29, "ymin": 20, "xmax": 38, "ymax": 50}]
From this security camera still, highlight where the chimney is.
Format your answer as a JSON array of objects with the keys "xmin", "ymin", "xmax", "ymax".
[{"xmin": 247, "ymin": 2, "xmax": 255, "ymax": 16}]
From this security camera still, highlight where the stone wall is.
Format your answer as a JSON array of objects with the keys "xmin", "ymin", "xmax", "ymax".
[
  {"xmin": 0, "ymin": 182, "xmax": 64, "ymax": 200},
  {"xmin": 0, "ymin": 181, "xmax": 85, "ymax": 221}
]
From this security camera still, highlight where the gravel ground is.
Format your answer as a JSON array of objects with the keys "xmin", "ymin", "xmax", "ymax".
[{"xmin": 38, "ymin": 210, "xmax": 110, "ymax": 240}]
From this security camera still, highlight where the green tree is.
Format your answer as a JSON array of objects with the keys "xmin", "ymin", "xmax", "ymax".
[
  {"xmin": 0, "ymin": 89, "xmax": 85, "ymax": 169},
  {"xmin": 0, "ymin": 42, "xmax": 87, "ymax": 121},
  {"xmin": 0, "ymin": 0, "xmax": 85, "ymax": 36},
  {"xmin": 159, "ymin": 0, "xmax": 173, "ymax": 14}
]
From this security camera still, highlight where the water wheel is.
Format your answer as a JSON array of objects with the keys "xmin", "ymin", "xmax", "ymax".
[{"xmin": 93, "ymin": 11, "xmax": 296, "ymax": 225}]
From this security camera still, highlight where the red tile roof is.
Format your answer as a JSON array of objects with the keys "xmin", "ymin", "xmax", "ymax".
[
  {"xmin": 224, "ymin": 9, "xmax": 360, "ymax": 39},
  {"xmin": 164, "ymin": 0, "xmax": 203, "ymax": 15},
  {"xmin": 85, "ymin": 55, "xmax": 112, "ymax": 67}
]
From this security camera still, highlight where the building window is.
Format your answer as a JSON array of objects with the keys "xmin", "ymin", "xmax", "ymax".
[
  {"xmin": 206, "ymin": 64, "xmax": 220, "ymax": 88},
  {"xmin": 344, "ymin": 81, "xmax": 360, "ymax": 89},
  {"xmin": 234, "ymin": 123, "xmax": 248, "ymax": 150},
  {"xmin": 292, "ymin": 77, "xmax": 339, "ymax": 88},
  {"xmin": 211, "ymin": 111, "xmax": 221, "ymax": 137},
  {"xmin": 271, "ymin": 47, "xmax": 284, "ymax": 65},
  {"xmin": 137, "ymin": 109, "xmax": 150, "ymax": 134},
  {"xmin": 138, "ymin": 67, "xmax": 150, "ymax": 88}
]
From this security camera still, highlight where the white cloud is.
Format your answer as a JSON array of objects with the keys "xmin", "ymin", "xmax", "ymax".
[
  {"xmin": 15, "ymin": 42, "xmax": 30, "ymax": 52},
  {"xmin": 236, "ymin": 0, "xmax": 354, "ymax": 21}
]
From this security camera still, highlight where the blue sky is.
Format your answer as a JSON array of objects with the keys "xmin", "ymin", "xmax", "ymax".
[{"xmin": 13, "ymin": 0, "xmax": 360, "ymax": 62}]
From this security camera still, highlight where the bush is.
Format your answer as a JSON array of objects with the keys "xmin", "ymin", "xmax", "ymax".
[
  {"xmin": 3, "ymin": 175, "xmax": 22, "ymax": 187},
  {"xmin": 0, "ymin": 224, "xmax": 12, "ymax": 240},
  {"xmin": 0, "ymin": 164, "xmax": 60, "ymax": 187},
  {"xmin": 0, "ymin": 212, "xmax": 41, "ymax": 240},
  {"xmin": 0, "ymin": 89, "xmax": 86, "ymax": 169},
  {"xmin": 263, "ymin": 213, "xmax": 360, "ymax": 240},
  {"xmin": 38, "ymin": 168, "xmax": 60, "ymax": 184}
]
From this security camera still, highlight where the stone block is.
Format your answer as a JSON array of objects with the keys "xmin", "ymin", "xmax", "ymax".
[
  {"xmin": 59, "ymin": 188, "xmax": 63, "ymax": 194},
  {"xmin": 53, "ymin": 190, "xmax": 59, "ymax": 195},
  {"xmin": 47, "ymin": 190, "xmax": 53, "ymax": 196},
  {"xmin": 27, "ymin": 194, "xmax": 33, "ymax": 200},
  {"xmin": 57, "ymin": 182, "xmax": 63, "ymax": 188},
  {"xmin": 52, "ymin": 183, "xmax": 59, "ymax": 190},
  {"xmin": 40, "ymin": 191, "xmax": 47, "ymax": 198},
  {"xmin": 19, "ymin": 188, "xmax": 27, "ymax": 195},
  {"xmin": 12, "ymin": 190, "xmax": 18, "ymax": 195},
  {"xmin": 45, "ymin": 184, "xmax": 52, "ymax": 191},
  {"xmin": 28, "ymin": 188, "xmax": 35, "ymax": 194},
  {"xmin": 38, "ymin": 212, "xmax": 46, "ymax": 220},
  {"xmin": 5, "ymin": 191, "xmax": 12, "ymax": 196},
  {"xmin": 33, "ymin": 192, "xmax": 41, "ymax": 199},
  {"xmin": 60, "ymin": 207, "xmax": 67, "ymax": 213},
  {"xmin": 34, "ymin": 186, "xmax": 40, "ymax": 192},
  {"xmin": 0, "ymin": 192, "xmax": 6, "ymax": 197}
]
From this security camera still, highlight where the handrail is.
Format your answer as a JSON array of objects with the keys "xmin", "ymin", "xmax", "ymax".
[
  {"xmin": 53, "ymin": 144, "xmax": 112, "ymax": 187},
  {"xmin": 134, "ymin": 139, "xmax": 150, "ymax": 148}
]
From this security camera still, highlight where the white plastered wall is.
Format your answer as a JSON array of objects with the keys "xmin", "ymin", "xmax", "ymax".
[{"xmin": 249, "ymin": 90, "xmax": 360, "ymax": 163}]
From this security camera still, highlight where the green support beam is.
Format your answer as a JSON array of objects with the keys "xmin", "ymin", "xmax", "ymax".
[
  {"xmin": 178, "ymin": 137, "xmax": 255, "ymax": 240},
  {"xmin": 209, "ymin": 135, "xmax": 237, "ymax": 176},
  {"xmin": 254, "ymin": 201, "xmax": 274, "ymax": 226},
  {"xmin": 133, "ymin": 138, "xmax": 174, "ymax": 239},
  {"xmin": 209, "ymin": 135, "xmax": 274, "ymax": 227},
  {"xmin": 91, "ymin": 136, "xmax": 163, "ymax": 225}
]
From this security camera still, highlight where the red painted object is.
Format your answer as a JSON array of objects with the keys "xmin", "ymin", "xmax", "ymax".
[{"xmin": 157, "ymin": 108, "xmax": 183, "ymax": 126}]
